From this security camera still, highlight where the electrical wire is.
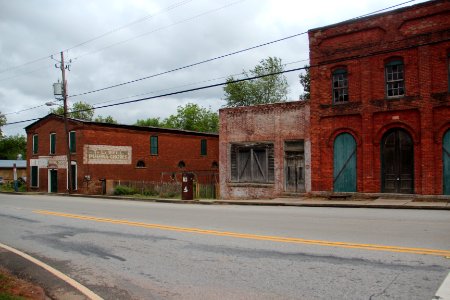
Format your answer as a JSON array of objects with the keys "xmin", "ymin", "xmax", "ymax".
[
  {"xmin": 4, "ymin": 65, "xmax": 307, "ymax": 126},
  {"xmin": 71, "ymin": 0, "xmax": 246, "ymax": 61},
  {"xmin": 0, "ymin": 0, "xmax": 195, "ymax": 75},
  {"xmin": 68, "ymin": 31, "xmax": 307, "ymax": 98}
]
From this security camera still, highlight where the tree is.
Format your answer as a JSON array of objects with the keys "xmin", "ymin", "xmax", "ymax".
[
  {"xmin": 0, "ymin": 135, "xmax": 26, "ymax": 160},
  {"xmin": 0, "ymin": 113, "xmax": 6, "ymax": 138},
  {"xmin": 223, "ymin": 57, "xmax": 289, "ymax": 107},
  {"xmin": 299, "ymin": 65, "xmax": 310, "ymax": 100},
  {"xmin": 134, "ymin": 103, "xmax": 219, "ymax": 133},
  {"xmin": 50, "ymin": 101, "xmax": 94, "ymax": 121},
  {"xmin": 94, "ymin": 115, "xmax": 118, "ymax": 124},
  {"xmin": 135, "ymin": 117, "xmax": 163, "ymax": 127}
]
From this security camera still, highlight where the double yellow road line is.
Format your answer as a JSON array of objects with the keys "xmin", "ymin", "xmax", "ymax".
[{"xmin": 34, "ymin": 210, "xmax": 450, "ymax": 258}]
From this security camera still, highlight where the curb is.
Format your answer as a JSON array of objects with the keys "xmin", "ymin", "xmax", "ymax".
[
  {"xmin": 2, "ymin": 191, "xmax": 449, "ymax": 210},
  {"xmin": 0, "ymin": 242, "xmax": 103, "ymax": 300}
]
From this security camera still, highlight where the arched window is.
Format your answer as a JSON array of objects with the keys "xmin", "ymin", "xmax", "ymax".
[
  {"xmin": 332, "ymin": 68, "xmax": 348, "ymax": 104},
  {"xmin": 211, "ymin": 161, "xmax": 219, "ymax": 169},
  {"xmin": 385, "ymin": 59, "xmax": 405, "ymax": 97},
  {"xmin": 136, "ymin": 160, "xmax": 145, "ymax": 168},
  {"xmin": 178, "ymin": 161, "xmax": 186, "ymax": 169}
]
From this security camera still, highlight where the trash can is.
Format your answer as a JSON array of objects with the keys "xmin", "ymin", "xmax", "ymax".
[{"xmin": 181, "ymin": 172, "xmax": 194, "ymax": 200}]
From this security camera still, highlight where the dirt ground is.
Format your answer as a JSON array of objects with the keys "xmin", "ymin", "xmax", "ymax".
[{"xmin": 0, "ymin": 266, "xmax": 47, "ymax": 300}]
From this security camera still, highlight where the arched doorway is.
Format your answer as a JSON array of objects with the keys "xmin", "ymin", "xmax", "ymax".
[
  {"xmin": 381, "ymin": 129, "xmax": 413, "ymax": 193},
  {"xmin": 443, "ymin": 130, "xmax": 450, "ymax": 195},
  {"xmin": 333, "ymin": 133, "xmax": 356, "ymax": 192}
]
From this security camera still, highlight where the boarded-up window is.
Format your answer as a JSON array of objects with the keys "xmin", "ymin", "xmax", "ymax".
[
  {"xmin": 201, "ymin": 139, "xmax": 207, "ymax": 156},
  {"xmin": 31, "ymin": 166, "xmax": 38, "ymax": 187},
  {"xmin": 230, "ymin": 143, "xmax": 274, "ymax": 183},
  {"xmin": 69, "ymin": 131, "xmax": 76, "ymax": 153},
  {"xmin": 150, "ymin": 136, "xmax": 158, "ymax": 155},
  {"xmin": 32, "ymin": 135, "xmax": 38, "ymax": 154},
  {"xmin": 50, "ymin": 133, "xmax": 56, "ymax": 154}
]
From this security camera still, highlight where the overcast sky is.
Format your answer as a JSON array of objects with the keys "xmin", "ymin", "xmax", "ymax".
[{"xmin": 0, "ymin": 0, "xmax": 427, "ymax": 136}]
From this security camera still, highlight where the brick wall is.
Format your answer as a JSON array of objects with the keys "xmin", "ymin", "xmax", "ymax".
[
  {"xmin": 308, "ymin": 0, "xmax": 450, "ymax": 195},
  {"xmin": 26, "ymin": 115, "xmax": 219, "ymax": 194},
  {"xmin": 219, "ymin": 101, "xmax": 310, "ymax": 199}
]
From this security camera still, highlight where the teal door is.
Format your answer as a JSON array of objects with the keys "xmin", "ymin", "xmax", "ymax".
[
  {"xmin": 444, "ymin": 130, "xmax": 450, "ymax": 195},
  {"xmin": 50, "ymin": 170, "xmax": 58, "ymax": 193},
  {"xmin": 333, "ymin": 133, "xmax": 357, "ymax": 192}
]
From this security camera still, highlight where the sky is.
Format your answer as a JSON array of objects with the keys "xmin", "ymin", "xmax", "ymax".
[{"xmin": 0, "ymin": 0, "xmax": 427, "ymax": 136}]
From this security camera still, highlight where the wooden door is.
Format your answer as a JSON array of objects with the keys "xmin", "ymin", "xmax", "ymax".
[
  {"xmin": 50, "ymin": 170, "xmax": 58, "ymax": 193},
  {"xmin": 285, "ymin": 152, "xmax": 305, "ymax": 193},
  {"xmin": 333, "ymin": 133, "xmax": 357, "ymax": 192},
  {"xmin": 443, "ymin": 130, "xmax": 450, "ymax": 195},
  {"xmin": 382, "ymin": 129, "xmax": 414, "ymax": 193}
]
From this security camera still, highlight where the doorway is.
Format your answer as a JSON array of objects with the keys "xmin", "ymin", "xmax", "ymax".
[
  {"xmin": 443, "ymin": 130, "xmax": 450, "ymax": 195},
  {"xmin": 49, "ymin": 169, "xmax": 58, "ymax": 193},
  {"xmin": 333, "ymin": 133, "xmax": 357, "ymax": 192},
  {"xmin": 284, "ymin": 141, "xmax": 305, "ymax": 193},
  {"xmin": 381, "ymin": 129, "xmax": 414, "ymax": 193}
]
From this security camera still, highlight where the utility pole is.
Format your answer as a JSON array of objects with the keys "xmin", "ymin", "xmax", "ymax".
[{"xmin": 56, "ymin": 51, "xmax": 72, "ymax": 194}]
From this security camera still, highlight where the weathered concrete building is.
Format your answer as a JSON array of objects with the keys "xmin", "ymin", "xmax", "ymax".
[
  {"xmin": 25, "ymin": 114, "xmax": 219, "ymax": 194},
  {"xmin": 219, "ymin": 101, "xmax": 310, "ymax": 199},
  {"xmin": 309, "ymin": 0, "xmax": 450, "ymax": 195}
]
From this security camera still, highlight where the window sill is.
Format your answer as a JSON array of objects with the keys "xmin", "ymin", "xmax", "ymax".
[{"xmin": 228, "ymin": 182, "xmax": 274, "ymax": 188}]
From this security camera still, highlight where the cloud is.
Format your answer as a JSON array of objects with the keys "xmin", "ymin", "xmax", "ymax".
[{"xmin": 0, "ymin": 0, "xmax": 427, "ymax": 136}]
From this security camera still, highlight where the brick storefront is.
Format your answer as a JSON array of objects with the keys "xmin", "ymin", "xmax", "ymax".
[
  {"xmin": 309, "ymin": 0, "xmax": 450, "ymax": 195},
  {"xmin": 25, "ymin": 114, "xmax": 219, "ymax": 194},
  {"xmin": 219, "ymin": 101, "xmax": 310, "ymax": 199}
]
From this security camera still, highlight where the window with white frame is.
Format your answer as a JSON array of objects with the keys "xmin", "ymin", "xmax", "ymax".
[{"xmin": 385, "ymin": 60, "xmax": 405, "ymax": 97}]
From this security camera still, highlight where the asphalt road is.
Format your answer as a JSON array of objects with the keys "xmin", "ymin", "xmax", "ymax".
[{"xmin": 0, "ymin": 193, "xmax": 449, "ymax": 299}]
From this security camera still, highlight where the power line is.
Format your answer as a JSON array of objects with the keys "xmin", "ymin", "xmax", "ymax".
[
  {"xmin": 64, "ymin": 0, "xmax": 194, "ymax": 52},
  {"xmin": 5, "ymin": 34, "xmax": 448, "ymax": 127},
  {"xmin": 68, "ymin": 31, "xmax": 308, "ymax": 98},
  {"xmin": 4, "ymin": 65, "xmax": 306, "ymax": 126},
  {"xmin": 353, "ymin": 0, "xmax": 419, "ymax": 20},
  {"xmin": 0, "ymin": 0, "xmax": 195, "ymax": 75}
]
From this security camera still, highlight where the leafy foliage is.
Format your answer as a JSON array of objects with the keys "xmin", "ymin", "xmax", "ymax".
[
  {"xmin": 223, "ymin": 57, "xmax": 289, "ymax": 107},
  {"xmin": 135, "ymin": 103, "xmax": 218, "ymax": 133},
  {"xmin": 299, "ymin": 65, "xmax": 310, "ymax": 100},
  {"xmin": 0, "ymin": 113, "xmax": 6, "ymax": 138},
  {"xmin": 94, "ymin": 115, "xmax": 118, "ymax": 124},
  {"xmin": 50, "ymin": 101, "xmax": 95, "ymax": 121},
  {"xmin": 0, "ymin": 135, "xmax": 26, "ymax": 160}
]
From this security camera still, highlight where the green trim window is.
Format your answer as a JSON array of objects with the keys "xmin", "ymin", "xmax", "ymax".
[
  {"xmin": 448, "ymin": 54, "xmax": 450, "ymax": 93},
  {"xmin": 385, "ymin": 60, "xmax": 405, "ymax": 97},
  {"xmin": 150, "ymin": 136, "xmax": 158, "ymax": 155},
  {"xmin": 201, "ymin": 139, "xmax": 207, "ymax": 156},
  {"xmin": 32, "ymin": 134, "xmax": 38, "ymax": 154},
  {"xmin": 50, "ymin": 133, "xmax": 56, "ymax": 154},
  {"xmin": 31, "ymin": 166, "xmax": 39, "ymax": 187},
  {"xmin": 69, "ymin": 131, "xmax": 76, "ymax": 153},
  {"xmin": 332, "ymin": 68, "xmax": 348, "ymax": 103}
]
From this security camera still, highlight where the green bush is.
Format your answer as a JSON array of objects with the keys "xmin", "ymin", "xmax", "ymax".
[{"xmin": 113, "ymin": 185, "xmax": 138, "ymax": 195}]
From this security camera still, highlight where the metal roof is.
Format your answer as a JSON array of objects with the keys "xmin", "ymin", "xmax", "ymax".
[{"xmin": 0, "ymin": 160, "xmax": 27, "ymax": 168}]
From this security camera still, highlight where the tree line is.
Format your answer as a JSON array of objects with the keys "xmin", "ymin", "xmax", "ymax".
[{"xmin": 0, "ymin": 56, "xmax": 310, "ymax": 159}]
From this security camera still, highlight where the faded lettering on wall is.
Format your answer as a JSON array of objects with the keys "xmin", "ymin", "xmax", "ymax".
[{"xmin": 83, "ymin": 145, "xmax": 132, "ymax": 165}]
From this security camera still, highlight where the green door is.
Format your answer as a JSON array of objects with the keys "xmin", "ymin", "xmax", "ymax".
[
  {"xmin": 444, "ymin": 130, "xmax": 450, "ymax": 195},
  {"xmin": 50, "ymin": 170, "xmax": 58, "ymax": 193},
  {"xmin": 333, "ymin": 133, "xmax": 357, "ymax": 192}
]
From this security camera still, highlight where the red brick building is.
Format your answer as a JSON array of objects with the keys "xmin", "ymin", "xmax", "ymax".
[
  {"xmin": 25, "ymin": 114, "xmax": 219, "ymax": 194},
  {"xmin": 309, "ymin": 0, "xmax": 450, "ymax": 195},
  {"xmin": 219, "ymin": 101, "xmax": 310, "ymax": 199}
]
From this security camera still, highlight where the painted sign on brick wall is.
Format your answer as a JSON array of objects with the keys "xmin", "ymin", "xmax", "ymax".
[
  {"xmin": 30, "ymin": 156, "xmax": 67, "ymax": 169},
  {"xmin": 83, "ymin": 145, "xmax": 132, "ymax": 165}
]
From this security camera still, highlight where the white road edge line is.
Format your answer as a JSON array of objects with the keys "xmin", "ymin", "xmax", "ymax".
[
  {"xmin": 434, "ymin": 271, "xmax": 450, "ymax": 300},
  {"xmin": 0, "ymin": 242, "xmax": 103, "ymax": 300}
]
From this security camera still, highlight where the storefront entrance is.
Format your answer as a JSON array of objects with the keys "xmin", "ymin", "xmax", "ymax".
[{"xmin": 381, "ymin": 129, "xmax": 414, "ymax": 194}]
